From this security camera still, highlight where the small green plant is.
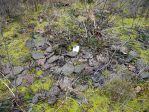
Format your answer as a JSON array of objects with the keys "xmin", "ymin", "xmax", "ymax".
[
  {"xmin": 103, "ymin": 80, "xmax": 135, "ymax": 103},
  {"xmin": 30, "ymin": 77, "xmax": 53, "ymax": 93}
]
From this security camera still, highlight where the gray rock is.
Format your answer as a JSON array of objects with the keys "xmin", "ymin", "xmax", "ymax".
[
  {"xmin": 47, "ymin": 56, "xmax": 60, "ymax": 64},
  {"xmin": 45, "ymin": 47, "xmax": 53, "ymax": 53},
  {"xmin": 74, "ymin": 64, "xmax": 85, "ymax": 74},
  {"xmin": 58, "ymin": 91, "xmax": 65, "ymax": 100},
  {"xmin": 120, "ymin": 47, "xmax": 128, "ymax": 54},
  {"xmin": 32, "ymin": 95, "xmax": 39, "ymax": 104},
  {"xmin": 136, "ymin": 59, "xmax": 147, "ymax": 71},
  {"xmin": 82, "ymin": 51, "xmax": 93, "ymax": 59},
  {"xmin": 38, "ymin": 93, "xmax": 46, "ymax": 100},
  {"xmin": 3, "ymin": 64, "xmax": 12, "ymax": 75},
  {"xmin": 62, "ymin": 64, "xmax": 74, "ymax": 76},
  {"xmin": 93, "ymin": 82, "xmax": 100, "ymax": 87},
  {"xmin": 31, "ymin": 51, "xmax": 45, "ymax": 60},
  {"xmin": 13, "ymin": 66, "xmax": 24, "ymax": 75},
  {"xmin": 37, "ymin": 58, "xmax": 46, "ymax": 66},
  {"xmin": 127, "ymin": 50, "xmax": 138, "ymax": 62},
  {"xmin": 140, "ymin": 72, "xmax": 149, "ymax": 79},
  {"xmin": 48, "ymin": 95, "xmax": 57, "ymax": 105},
  {"xmin": 33, "ymin": 35, "xmax": 47, "ymax": 48},
  {"xmin": 16, "ymin": 77, "xmax": 23, "ymax": 86},
  {"xmin": 66, "ymin": 52, "xmax": 78, "ymax": 57},
  {"xmin": 92, "ymin": 72, "xmax": 105, "ymax": 85},
  {"xmin": 22, "ymin": 75, "xmax": 34, "ymax": 85},
  {"xmin": 25, "ymin": 39, "xmax": 35, "ymax": 49},
  {"xmin": 11, "ymin": 77, "xmax": 23, "ymax": 87},
  {"xmin": 59, "ymin": 77, "xmax": 72, "ymax": 91},
  {"xmin": 42, "ymin": 63, "xmax": 51, "ymax": 70},
  {"xmin": 51, "ymin": 66, "xmax": 62, "ymax": 75},
  {"xmin": 47, "ymin": 86, "xmax": 60, "ymax": 97}
]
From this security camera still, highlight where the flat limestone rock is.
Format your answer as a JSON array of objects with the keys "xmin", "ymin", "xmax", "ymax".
[
  {"xmin": 48, "ymin": 95, "xmax": 57, "ymax": 105},
  {"xmin": 74, "ymin": 64, "xmax": 85, "ymax": 74},
  {"xmin": 61, "ymin": 64, "xmax": 74, "ymax": 76},
  {"xmin": 66, "ymin": 51, "xmax": 78, "ymax": 57},
  {"xmin": 47, "ymin": 56, "xmax": 60, "ymax": 64},
  {"xmin": 31, "ymin": 51, "xmax": 45, "ymax": 60}
]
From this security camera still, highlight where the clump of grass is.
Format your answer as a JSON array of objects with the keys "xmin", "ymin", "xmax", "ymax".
[{"xmin": 103, "ymin": 80, "xmax": 135, "ymax": 103}]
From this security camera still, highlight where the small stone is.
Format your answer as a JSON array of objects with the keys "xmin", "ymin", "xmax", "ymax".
[
  {"xmin": 120, "ymin": 47, "xmax": 128, "ymax": 54},
  {"xmin": 47, "ymin": 56, "xmax": 59, "ymax": 64},
  {"xmin": 22, "ymin": 75, "xmax": 34, "ymax": 85},
  {"xmin": 135, "ymin": 86, "xmax": 141, "ymax": 93},
  {"xmin": 25, "ymin": 39, "xmax": 35, "ymax": 49},
  {"xmin": 39, "ymin": 93, "xmax": 46, "ymax": 100},
  {"xmin": 136, "ymin": 59, "xmax": 148, "ymax": 71},
  {"xmin": 33, "ymin": 35, "xmax": 47, "ymax": 48},
  {"xmin": 82, "ymin": 51, "xmax": 93, "ymax": 59},
  {"xmin": 128, "ymin": 64, "xmax": 136, "ymax": 72},
  {"xmin": 92, "ymin": 72, "xmax": 105, "ymax": 85},
  {"xmin": 66, "ymin": 51, "xmax": 78, "ymax": 57},
  {"xmin": 31, "ymin": 51, "xmax": 45, "ymax": 60},
  {"xmin": 111, "ymin": 45, "xmax": 120, "ymax": 51},
  {"xmin": 45, "ymin": 47, "xmax": 53, "ymax": 53},
  {"xmin": 42, "ymin": 63, "xmax": 51, "ymax": 70},
  {"xmin": 89, "ymin": 58, "xmax": 99, "ymax": 67},
  {"xmin": 93, "ymin": 82, "xmax": 100, "ymax": 87},
  {"xmin": 2, "ymin": 64, "xmax": 11, "ymax": 75},
  {"xmin": 32, "ymin": 95, "xmax": 39, "ymax": 104},
  {"xmin": 58, "ymin": 91, "xmax": 65, "ymax": 100},
  {"xmin": 51, "ymin": 67, "xmax": 62, "ymax": 75},
  {"xmin": 37, "ymin": 58, "xmax": 46, "ymax": 66},
  {"xmin": 83, "ymin": 65, "xmax": 94, "ymax": 75},
  {"xmin": 13, "ymin": 66, "xmax": 24, "ymax": 75},
  {"xmin": 59, "ymin": 77, "xmax": 72, "ymax": 91},
  {"xmin": 140, "ymin": 72, "xmax": 149, "ymax": 79},
  {"xmin": 12, "ymin": 77, "xmax": 23, "ymax": 87},
  {"xmin": 127, "ymin": 50, "xmax": 138, "ymax": 62},
  {"xmin": 74, "ymin": 64, "xmax": 85, "ymax": 74},
  {"xmin": 47, "ymin": 86, "xmax": 60, "ymax": 97},
  {"xmin": 62, "ymin": 64, "xmax": 74, "ymax": 76},
  {"xmin": 16, "ymin": 77, "xmax": 23, "ymax": 86},
  {"xmin": 48, "ymin": 95, "xmax": 57, "ymax": 105}
]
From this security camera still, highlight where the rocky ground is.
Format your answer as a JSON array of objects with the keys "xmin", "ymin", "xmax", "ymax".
[{"xmin": 0, "ymin": 1, "xmax": 149, "ymax": 112}]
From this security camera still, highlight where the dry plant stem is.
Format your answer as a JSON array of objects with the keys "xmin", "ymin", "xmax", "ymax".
[
  {"xmin": 83, "ymin": 21, "xmax": 88, "ymax": 37},
  {"xmin": 0, "ymin": 78, "xmax": 15, "ymax": 97},
  {"xmin": 0, "ymin": 71, "xmax": 11, "ymax": 84}
]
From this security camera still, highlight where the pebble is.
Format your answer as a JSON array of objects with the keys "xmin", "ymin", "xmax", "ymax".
[
  {"xmin": 31, "ymin": 51, "xmax": 45, "ymax": 60},
  {"xmin": 47, "ymin": 55, "xmax": 60, "ymax": 64},
  {"xmin": 48, "ymin": 95, "xmax": 57, "ymax": 105}
]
